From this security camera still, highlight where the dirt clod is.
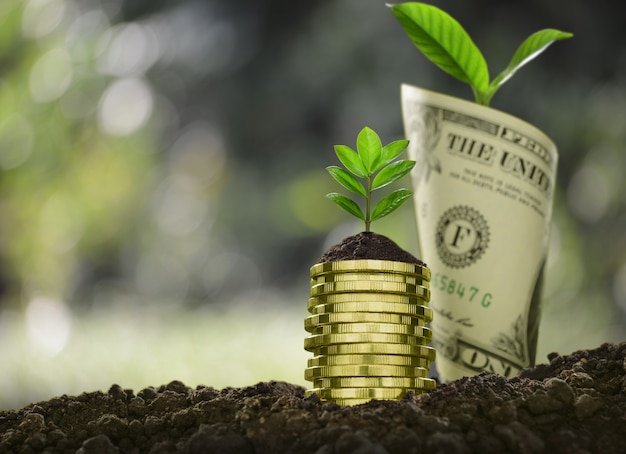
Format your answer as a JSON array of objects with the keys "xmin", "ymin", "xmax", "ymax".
[
  {"xmin": 1, "ymin": 343, "xmax": 625, "ymax": 453},
  {"xmin": 318, "ymin": 232, "xmax": 425, "ymax": 265}
]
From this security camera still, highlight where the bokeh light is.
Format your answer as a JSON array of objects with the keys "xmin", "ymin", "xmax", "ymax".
[
  {"xmin": 25, "ymin": 296, "xmax": 72, "ymax": 357},
  {"xmin": 29, "ymin": 47, "xmax": 73, "ymax": 102},
  {"xmin": 22, "ymin": 0, "xmax": 67, "ymax": 39}
]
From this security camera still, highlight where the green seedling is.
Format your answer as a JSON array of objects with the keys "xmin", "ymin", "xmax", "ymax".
[
  {"xmin": 326, "ymin": 126, "xmax": 415, "ymax": 232},
  {"xmin": 388, "ymin": 2, "xmax": 573, "ymax": 106}
]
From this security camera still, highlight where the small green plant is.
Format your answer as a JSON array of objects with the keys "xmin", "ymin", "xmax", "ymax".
[
  {"xmin": 326, "ymin": 126, "xmax": 415, "ymax": 232},
  {"xmin": 388, "ymin": 2, "xmax": 573, "ymax": 106}
]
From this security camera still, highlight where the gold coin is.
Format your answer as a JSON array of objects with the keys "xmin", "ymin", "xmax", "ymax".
[
  {"xmin": 322, "ymin": 395, "xmax": 429, "ymax": 406},
  {"xmin": 304, "ymin": 364, "xmax": 429, "ymax": 380},
  {"xmin": 310, "ymin": 292, "xmax": 430, "ymax": 303},
  {"xmin": 311, "ymin": 323, "xmax": 432, "ymax": 337},
  {"xmin": 304, "ymin": 333, "xmax": 432, "ymax": 351},
  {"xmin": 311, "ymin": 273, "xmax": 426, "ymax": 285},
  {"xmin": 310, "ymin": 281, "xmax": 429, "ymax": 297},
  {"xmin": 308, "ymin": 291, "xmax": 430, "ymax": 309},
  {"xmin": 315, "ymin": 398, "xmax": 372, "ymax": 406},
  {"xmin": 308, "ymin": 354, "xmax": 430, "ymax": 368},
  {"xmin": 310, "ymin": 260, "xmax": 430, "ymax": 279},
  {"xmin": 303, "ymin": 394, "xmax": 375, "ymax": 406},
  {"xmin": 313, "ymin": 376, "xmax": 436, "ymax": 389},
  {"xmin": 304, "ymin": 312, "xmax": 428, "ymax": 332},
  {"xmin": 308, "ymin": 301, "xmax": 433, "ymax": 319},
  {"xmin": 306, "ymin": 387, "xmax": 427, "ymax": 400},
  {"xmin": 312, "ymin": 343, "xmax": 436, "ymax": 360}
]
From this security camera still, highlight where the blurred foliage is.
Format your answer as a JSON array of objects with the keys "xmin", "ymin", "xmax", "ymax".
[
  {"xmin": 0, "ymin": 0, "xmax": 156, "ymax": 306},
  {"xmin": 0, "ymin": 0, "xmax": 625, "ymax": 409}
]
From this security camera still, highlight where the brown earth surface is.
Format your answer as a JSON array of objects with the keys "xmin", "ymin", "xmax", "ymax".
[{"xmin": 1, "ymin": 343, "xmax": 625, "ymax": 453}]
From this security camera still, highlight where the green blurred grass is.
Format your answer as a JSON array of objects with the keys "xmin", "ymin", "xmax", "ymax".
[{"xmin": 0, "ymin": 300, "xmax": 310, "ymax": 411}]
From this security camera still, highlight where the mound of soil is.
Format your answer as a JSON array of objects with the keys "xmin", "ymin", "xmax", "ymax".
[
  {"xmin": 1, "ymin": 343, "xmax": 625, "ymax": 453},
  {"xmin": 318, "ymin": 232, "xmax": 425, "ymax": 265}
]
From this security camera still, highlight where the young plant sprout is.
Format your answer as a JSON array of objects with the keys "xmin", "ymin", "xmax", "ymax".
[
  {"xmin": 388, "ymin": 2, "xmax": 573, "ymax": 106},
  {"xmin": 326, "ymin": 126, "xmax": 415, "ymax": 232}
]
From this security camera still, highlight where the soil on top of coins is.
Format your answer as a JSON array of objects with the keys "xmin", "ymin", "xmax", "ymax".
[
  {"xmin": 318, "ymin": 232, "xmax": 425, "ymax": 265},
  {"xmin": 1, "ymin": 343, "xmax": 625, "ymax": 453}
]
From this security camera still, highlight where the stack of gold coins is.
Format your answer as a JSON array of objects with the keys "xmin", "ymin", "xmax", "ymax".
[{"xmin": 304, "ymin": 259, "xmax": 435, "ymax": 406}]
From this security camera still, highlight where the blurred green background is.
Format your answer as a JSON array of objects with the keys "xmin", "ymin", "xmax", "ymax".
[{"xmin": 1, "ymin": 0, "xmax": 625, "ymax": 410}]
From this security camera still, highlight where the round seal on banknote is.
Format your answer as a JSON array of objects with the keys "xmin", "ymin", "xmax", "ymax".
[{"xmin": 435, "ymin": 205, "xmax": 490, "ymax": 268}]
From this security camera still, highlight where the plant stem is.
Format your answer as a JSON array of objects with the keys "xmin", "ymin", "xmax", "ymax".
[
  {"xmin": 365, "ymin": 176, "xmax": 372, "ymax": 232},
  {"xmin": 473, "ymin": 87, "xmax": 490, "ymax": 106}
]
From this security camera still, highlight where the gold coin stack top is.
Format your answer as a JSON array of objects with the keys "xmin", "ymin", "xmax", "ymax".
[{"xmin": 305, "ymin": 259, "xmax": 435, "ymax": 406}]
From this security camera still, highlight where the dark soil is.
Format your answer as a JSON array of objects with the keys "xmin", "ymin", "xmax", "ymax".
[
  {"xmin": 1, "ymin": 343, "xmax": 625, "ymax": 453},
  {"xmin": 318, "ymin": 232, "xmax": 425, "ymax": 265}
]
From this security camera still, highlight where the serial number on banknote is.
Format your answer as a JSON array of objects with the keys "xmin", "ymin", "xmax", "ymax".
[{"xmin": 431, "ymin": 273, "xmax": 492, "ymax": 308}]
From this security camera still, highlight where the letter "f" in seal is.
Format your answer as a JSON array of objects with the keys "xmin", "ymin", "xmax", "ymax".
[{"xmin": 450, "ymin": 224, "xmax": 472, "ymax": 248}]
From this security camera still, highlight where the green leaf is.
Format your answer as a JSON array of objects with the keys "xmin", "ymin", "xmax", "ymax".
[
  {"xmin": 326, "ymin": 193, "xmax": 365, "ymax": 220},
  {"xmin": 326, "ymin": 166, "xmax": 366, "ymax": 196},
  {"xmin": 381, "ymin": 139, "xmax": 409, "ymax": 166},
  {"xmin": 389, "ymin": 2, "xmax": 489, "ymax": 94},
  {"xmin": 372, "ymin": 160, "xmax": 416, "ymax": 190},
  {"xmin": 371, "ymin": 188, "xmax": 413, "ymax": 222},
  {"xmin": 356, "ymin": 127, "xmax": 383, "ymax": 173},
  {"xmin": 485, "ymin": 28, "xmax": 573, "ymax": 104},
  {"xmin": 326, "ymin": 127, "xmax": 416, "ymax": 231},
  {"xmin": 334, "ymin": 144, "xmax": 367, "ymax": 178}
]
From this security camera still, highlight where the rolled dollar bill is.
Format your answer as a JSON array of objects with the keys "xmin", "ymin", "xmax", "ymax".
[{"xmin": 401, "ymin": 84, "xmax": 558, "ymax": 382}]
